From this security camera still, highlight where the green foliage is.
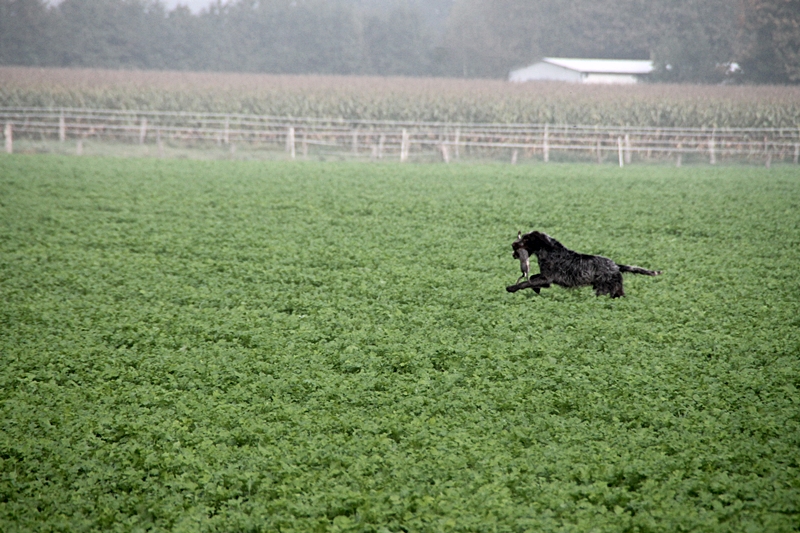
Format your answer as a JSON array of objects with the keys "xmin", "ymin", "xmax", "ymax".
[
  {"xmin": 0, "ymin": 0, "xmax": 52, "ymax": 66},
  {"xmin": 1, "ymin": 156, "xmax": 799, "ymax": 531},
  {"xmin": 649, "ymin": 3, "xmax": 735, "ymax": 85},
  {"xmin": 2, "ymin": 0, "xmax": 795, "ymax": 83},
  {"xmin": 0, "ymin": 0, "xmax": 448, "ymax": 76},
  {"xmin": 737, "ymin": 0, "xmax": 800, "ymax": 84}
]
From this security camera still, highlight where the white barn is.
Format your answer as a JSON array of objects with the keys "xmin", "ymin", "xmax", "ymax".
[{"xmin": 509, "ymin": 58, "xmax": 654, "ymax": 84}]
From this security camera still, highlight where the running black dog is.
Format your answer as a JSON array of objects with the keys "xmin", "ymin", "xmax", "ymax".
[{"xmin": 507, "ymin": 231, "xmax": 661, "ymax": 298}]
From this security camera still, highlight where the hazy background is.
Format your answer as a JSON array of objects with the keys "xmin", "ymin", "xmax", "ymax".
[
  {"xmin": 1, "ymin": 0, "xmax": 798, "ymax": 84},
  {"xmin": 159, "ymin": 0, "xmax": 217, "ymax": 13}
]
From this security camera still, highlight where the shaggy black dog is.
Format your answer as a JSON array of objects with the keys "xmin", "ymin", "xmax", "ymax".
[{"xmin": 507, "ymin": 231, "xmax": 661, "ymax": 298}]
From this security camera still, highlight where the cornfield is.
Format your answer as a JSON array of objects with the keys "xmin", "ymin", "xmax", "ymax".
[{"xmin": 2, "ymin": 67, "xmax": 799, "ymax": 128}]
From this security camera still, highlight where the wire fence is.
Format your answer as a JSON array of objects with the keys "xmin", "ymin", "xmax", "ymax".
[{"xmin": 2, "ymin": 107, "xmax": 800, "ymax": 166}]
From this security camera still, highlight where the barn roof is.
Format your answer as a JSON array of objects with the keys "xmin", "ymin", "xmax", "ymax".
[{"xmin": 542, "ymin": 58, "xmax": 654, "ymax": 74}]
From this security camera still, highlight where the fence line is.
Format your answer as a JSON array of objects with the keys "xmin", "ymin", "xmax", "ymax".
[{"xmin": 2, "ymin": 107, "xmax": 799, "ymax": 165}]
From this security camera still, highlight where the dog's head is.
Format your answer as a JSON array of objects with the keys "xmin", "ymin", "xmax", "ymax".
[{"xmin": 516, "ymin": 230, "xmax": 560, "ymax": 255}]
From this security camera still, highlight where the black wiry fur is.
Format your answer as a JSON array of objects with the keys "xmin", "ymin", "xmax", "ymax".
[{"xmin": 506, "ymin": 231, "xmax": 661, "ymax": 298}]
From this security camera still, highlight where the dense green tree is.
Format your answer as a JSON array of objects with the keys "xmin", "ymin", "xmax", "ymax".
[
  {"xmin": 161, "ymin": 5, "xmax": 209, "ymax": 71},
  {"xmin": 0, "ymin": 0, "xmax": 53, "ymax": 65},
  {"xmin": 648, "ymin": 0, "xmax": 738, "ymax": 83},
  {"xmin": 441, "ymin": 0, "xmax": 739, "ymax": 82},
  {"xmin": 363, "ymin": 6, "xmax": 432, "ymax": 75},
  {"xmin": 0, "ymin": 0, "xmax": 796, "ymax": 83},
  {"xmin": 737, "ymin": 0, "xmax": 800, "ymax": 83},
  {"xmin": 443, "ymin": 0, "xmax": 658, "ymax": 78},
  {"xmin": 220, "ymin": 0, "xmax": 362, "ymax": 74},
  {"xmin": 442, "ymin": 0, "xmax": 516, "ymax": 78},
  {"xmin": 50, "ymin": 0, "xmax": 174, "ymax": 68}
]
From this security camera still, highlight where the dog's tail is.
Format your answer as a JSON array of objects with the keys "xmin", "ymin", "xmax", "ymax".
[{"xmin": 618, "ymin": 264, "xmax": 662, "ymax": 276}]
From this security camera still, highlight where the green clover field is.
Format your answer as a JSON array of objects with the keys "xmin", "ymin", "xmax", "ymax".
[{"xmin": 1, "ymin": 156, "xmax": 798, "ymax": 532}]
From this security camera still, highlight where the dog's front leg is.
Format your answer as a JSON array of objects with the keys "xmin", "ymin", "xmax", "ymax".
[
  {"xmin": 527, "ymin": 274, "xmax": 551, "ymax": 294},
  {"xmin": 507, "ymin": 274, "xmax": 551, "ymax": 293}
]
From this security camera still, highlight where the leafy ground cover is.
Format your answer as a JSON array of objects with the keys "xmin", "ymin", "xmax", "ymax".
[{"xmin": 0, "ymin": 156, "xmax": 798, "ymax": 532}]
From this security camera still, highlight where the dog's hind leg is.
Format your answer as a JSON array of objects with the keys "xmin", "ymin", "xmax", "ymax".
[
  {"xmin": 611, "ymin": 283, "xmax": 625, "ymax": 298},
  {"xmin": 593, "ymin": 272, "xmax": 625, "ymax": 298}
]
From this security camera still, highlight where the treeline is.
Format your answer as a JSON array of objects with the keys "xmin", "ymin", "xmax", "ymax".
[
  {"xmin": 1, "ymin": 0, "xmax": 798, "ymax": 83},
  {"xmin": 449, "ymin": 0, "xmax": 800, "ymax": 84}
]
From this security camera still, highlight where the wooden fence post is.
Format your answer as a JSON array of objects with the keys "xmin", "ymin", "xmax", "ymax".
[
  {"xmin": 511, "ymin": 149, "xmax": 518, "ymax": 165},
  {"xmin": 796, "ymin": 128, "xmax": 800, "ymax": 164},
  {"xmin": 59, "ymin": 113, "xmax": 66, "ymax": 142},
  {"xmin": 378, "ymin": 134, "xmax": 385, "ymax": 159},
  {"xmin": 4, "ymin": 123, "xmax": 11, "ymax": 154},
  {"xmin": 709, "ymin": 132, "xmax": 716, "ymax": 164},
  {"xmin": 624, "ymin": 133, "xmax": 632, "ymax": 164},
  {"xmin": 139, "ymin": 118, "xmax": 147, "ymax": 145},
  {"xmin": 286, "ymin": 126, "xmax": 295, "ymax": 159},
  {"xmin": 302, "ymin": 132, "xmax": 308, "ymax": 159},
  {"xmin": 157, "ymin": 129, "xmax": 164, "ymax": 157},
  {"xmin": 596, "ymin": 139, "xmax": 602, "ymax": 164},
  {"xmin": 441, "ymin": 143, "xmax": 450, "ymax": 163},
  {"xmin": 617, "ymin": 137, "xmax": 624, "ymax": 167},
  {"xmin": 649, "ymin": 129, "xmax": 659, "ymax": 159},
  {"xmin": 400, "ymin": 129, "xmax": 409, "ymax": 162},
  {"xmin": 454, "ymin": 128, "xmax": 460, "ymax": 159},
  {"xmin": 764, "ymin": 136, "xmax": 771, "ymax": 168},
  {"xmin": 543, "ymin": 123, "xmax": 549, "ymax": 162},
  {"xmin": 224, "ymin": 116, "xmax": 230, "ymax": 145},
  {"xmin": 676, "ymin": 143, "xmax": 682, "ymax": 167},
  {"xmin": 352, "ymin": 130, "xmax": 358, "ymax": 156}
]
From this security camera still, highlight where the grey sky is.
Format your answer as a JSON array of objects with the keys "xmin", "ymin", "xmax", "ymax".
[
  {"xmin": 47, "ymin": 0, "xmax": 217, "ymax": 14},
  {"xmin": 162, "ymin": 0, "xmax": 215, "ymax": 13}
]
